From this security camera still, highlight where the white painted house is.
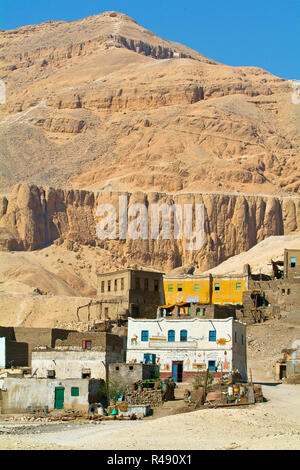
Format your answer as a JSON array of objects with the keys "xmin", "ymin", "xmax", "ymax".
[{"xmin": 126, "ymin": 317, "xmax": 247, "ymax": 382}]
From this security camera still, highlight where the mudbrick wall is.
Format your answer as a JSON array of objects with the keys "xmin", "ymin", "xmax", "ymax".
[
  {"xmin": 0, "ymin": 327, "xmax": 74, "ymax": 363},
  {"xmin": 249, "ymin": 279, "xmax": 300, "ymax": 312},
  {"xmin": 0, "ymin": 183, "xmax": 299, "ymax": 271}
]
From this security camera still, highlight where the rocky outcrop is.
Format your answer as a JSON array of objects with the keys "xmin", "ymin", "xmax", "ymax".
[
  {"xmin": 46, "ymin": 84, "xmax": 204, "ymax": 113},
  {"xmin": 33, "ymin": 117, "xmax": 86, "ymax": 133},
  {"xmin": 1, "ymin": 184, "xmax": 299, "ymax": 272}
]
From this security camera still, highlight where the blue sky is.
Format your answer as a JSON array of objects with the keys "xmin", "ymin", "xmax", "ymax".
[{"xmin": 0, "ymin": 0, "xmax": 299, "ymax": 79}]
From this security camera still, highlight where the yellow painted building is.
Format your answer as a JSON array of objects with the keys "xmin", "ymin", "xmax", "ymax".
[{"xmin": 163, "ymin": 274, "xmax": 248, "ymax": 306}]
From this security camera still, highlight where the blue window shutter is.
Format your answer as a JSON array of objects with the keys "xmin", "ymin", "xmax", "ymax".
[
  {"xmin": 168, "ymin": 330, "xmax": 175, "ymax": 342},
  {"xmin": 209, "ymin": 331, "xmax": 216, "ymax": 341},
  {"xmin": 180, "ymin": 330, "xmax": 188, "ymax": 342},
  {"xmin": 141, "ymin": 330, "xmax": 149, "ymax": 341}
]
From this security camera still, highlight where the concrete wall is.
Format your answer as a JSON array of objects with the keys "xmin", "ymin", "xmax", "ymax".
[
  {"xmin": 232, "ymin": 321, "xmax": 247, "ymax": 381},
  {"xmin": 0, "ymin": 377, "xmax": 102, "ymax": 413},
  {"xmin": 286, "ymin": 360, "xmax": 300, "ymax": 376},
  {"xmin": 32, "ymin": 350, "xmax": 108, "ymax": 380},
  {"xmin": 108, "ymin": 363, "xmax": 158, "ymax": 387}
]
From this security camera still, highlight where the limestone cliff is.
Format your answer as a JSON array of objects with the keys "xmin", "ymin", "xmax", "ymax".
[{"xmin": 1, "ymin": 184, "xmax": 299, "ymax": 272}]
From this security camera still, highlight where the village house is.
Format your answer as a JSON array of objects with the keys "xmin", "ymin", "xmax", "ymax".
[
  {"xmin": 275, "ymin": 343, "xmax": 300, "ymax": 382},
  {"xmin": 126, "ymin": 317, "xmax": 247, "ymax": 382},
  {"xmin": 163, "ymin": 270, "xmax": 248, "ymax": 307},
  {"xmin": 0, "ymin": 377, "xmax": 103, "ymax": 414},
  {"xmin": 31, "ymin": 331, "xmax": 124, "ymax": 380},
  {"xmin": 162, "ymin": 249, "xmax": 300, "ymax": 324},
  {"xmin": 97, "ymin": 269, "xmax": 165, "ymax": 320},
  {"xmin": 243, "ymin": 248, "xmax": 300, "ymax": 320}
]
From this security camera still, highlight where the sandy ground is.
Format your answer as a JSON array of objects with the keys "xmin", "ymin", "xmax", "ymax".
[{"xmin": 0, "ymin": 383, "xmax": 299, "ymax": 450}]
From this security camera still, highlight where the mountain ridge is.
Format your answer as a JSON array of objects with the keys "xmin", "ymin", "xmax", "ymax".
[{"xmin": 0, "ymin": 11, "xmax": 299, "ymax": 196}]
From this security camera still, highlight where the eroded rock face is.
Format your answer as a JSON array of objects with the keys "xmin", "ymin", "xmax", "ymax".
[
  {"xmin": 0, "ymin": 12, "xmax": 299, "ymax": 196},
  {"xmin": 1, "ymin": 184, "xmax": 299, "ymax": 272}
]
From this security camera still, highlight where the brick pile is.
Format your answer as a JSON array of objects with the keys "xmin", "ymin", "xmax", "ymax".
[{"xmin": 125, "ymin": 389, "xmax": 163, "ymax": 408}]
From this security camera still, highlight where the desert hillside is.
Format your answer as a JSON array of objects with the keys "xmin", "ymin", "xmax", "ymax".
[
  {"xmin": 0, "ymin": 234, "xmax": 298, "ymax": 330},
  {"xmin": 0, "ymin": 11, "xmax": 299, "ymax": 195},
  {"xmin": 200, "ymin": 234, "xmax": 300, "ymax": 276}
]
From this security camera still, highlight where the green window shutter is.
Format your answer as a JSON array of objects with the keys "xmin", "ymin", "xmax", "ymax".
[
  {"xmin": 71, "ymin": 387, "xmax": 79, "ymax": 397},
  {"xmin": 236, "ymin": 282, "xmax": 242, "ymax": 291},
  {"xmin": 194, "ymin": 283, "xmax": 199, "ymax": 292},
  {"xmin": 168, "ymin": 284, "xmax": 173, "ymax": 292}
]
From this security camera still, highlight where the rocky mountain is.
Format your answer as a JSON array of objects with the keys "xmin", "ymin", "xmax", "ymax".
[
  {"xmin": 0, "ymin": 12, "xmax": 299, "ymax": 332},
  {"xmin": 0, "ymin": 11, "xmax": 299, "ymax": 196}
]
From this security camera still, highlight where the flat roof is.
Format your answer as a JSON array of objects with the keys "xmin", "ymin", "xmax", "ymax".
[
  {"xmin": 163, "ymin": 274, "xmax": 246, "ymax": 280},
  {"xmin": 128, "ymin": 317, "xmax": 246, "ymax": 325},
  {"xmin": 97, "ymin": 269, "xmax": 165, "ymax": 276}
]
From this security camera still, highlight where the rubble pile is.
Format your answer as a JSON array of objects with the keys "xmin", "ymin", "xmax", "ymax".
[
  {"xmin": 283, "ymin": 374, "xmax": 300, "ymax": 384},
  {"xmin": 184, "ymin": 379, "xmax": 263, "ymax": 408}
]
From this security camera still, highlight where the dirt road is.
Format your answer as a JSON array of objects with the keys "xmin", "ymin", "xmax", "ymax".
[{"xmin": 0, "ymin": 383, "xmax": 299, "ymax": 450}]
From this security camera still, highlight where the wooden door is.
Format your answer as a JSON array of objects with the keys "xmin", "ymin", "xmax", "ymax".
[{"xmin": 54, "ymin": 387, "xmax": 65, "ymax": 409}]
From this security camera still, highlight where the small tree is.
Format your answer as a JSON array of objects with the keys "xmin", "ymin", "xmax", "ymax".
[{"xmin": 193, "ymin": 372, "xmax": 214, "ymax": 391}]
